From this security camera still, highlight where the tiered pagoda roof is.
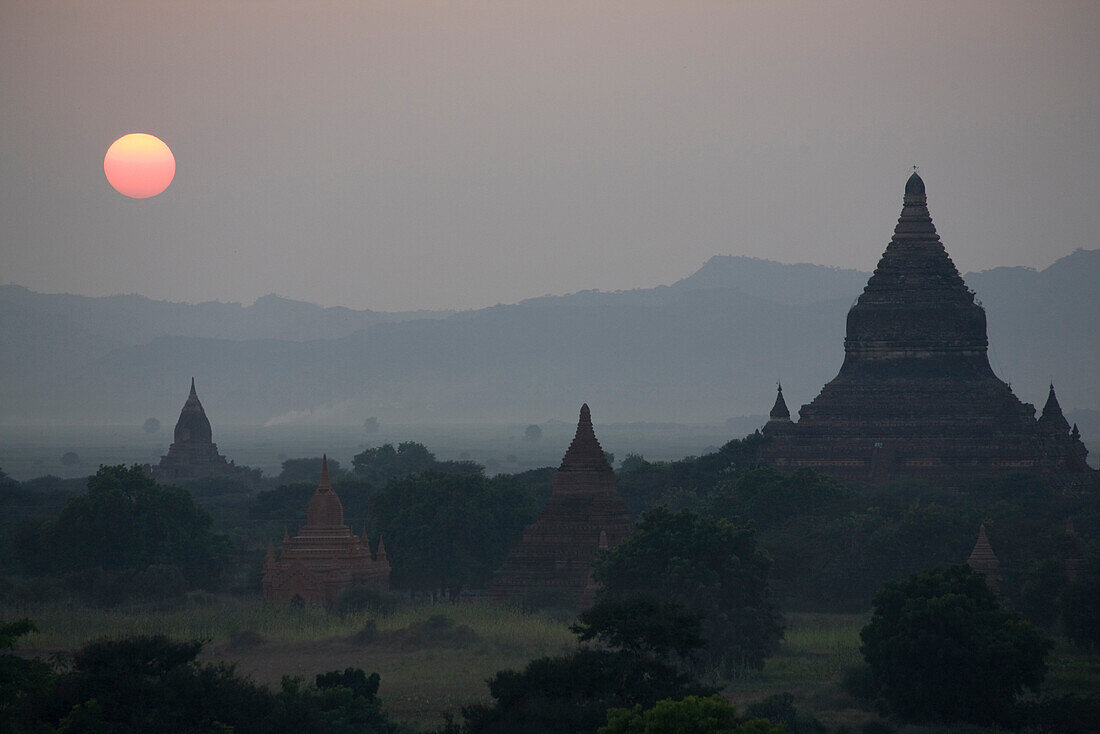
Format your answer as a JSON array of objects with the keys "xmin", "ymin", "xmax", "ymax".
[
  {"xmin": 759, "ymin": 172, "xmax": 1094, "ymax": 482},
  {"xmin": 263, "ymin": 455, "xmax": 390, "ymax": 606},
  {"xmin": 492, "ymin": 404, "xmax": 633, "ymax": 608},
  {"xmin": 155, "ymin": 378, "xmax": 233, "ymax": 480}
]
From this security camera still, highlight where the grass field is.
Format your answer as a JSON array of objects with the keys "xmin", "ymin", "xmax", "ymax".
[{"xmin": 5, "ymin": 598, "xmax": 1097, "ymax": 732}]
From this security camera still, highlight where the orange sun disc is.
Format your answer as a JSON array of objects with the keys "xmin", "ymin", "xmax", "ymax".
[{"xmin": 104, "ymin": 133, "xmax": 176, "ymax": 199}]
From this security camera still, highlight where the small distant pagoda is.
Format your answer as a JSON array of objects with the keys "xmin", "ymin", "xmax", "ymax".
[
  {"xmin": 263, "ymin": 455, "xmax": 390, "ymax": 606},
  {"xmin": 492, "ymin": 404, "xmax": 633, "ymax": 608},
  {"xmin": 759, "ymin": 172, "xmax": 1095, "ymax": 483},
  {"xmin": 155, "ymin": 378, "xmax": 234, "ymax": 480},
  {"xmin": 966, "ymin": 523, "xmax": 1001, "ymax": 592}
]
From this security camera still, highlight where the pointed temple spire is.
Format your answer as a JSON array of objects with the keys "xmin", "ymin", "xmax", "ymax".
[
  {"xmin": 306, "ymin": 453, "xmax": 343, "ymax": 527},
  {"xmin": 769, "ymin": 382, "xmax": 791, "ymax": 422},
  {"xmin": 263, "ymin": 453, "xmax": 391, "ymax": 605},
  {"xmin": 966, "ymin": 523, "xmax": 1001, "ymax": 591},
  {"xmin": 375, "ymin": 535, "xmax": 387, "ymax": 561},
  {"xmin": 842, "ymin": 171, "xmax": 986, "ymax": 366},
  {"xmin": 172, "ymin": 378, "xmax": 214, "ymax": 445},
  {"xmin": 560, "ymin": 403, "xmax": 612, "ymax": 472},
  {"xmin": 318, "ymin": 454, "xmax": 332, "ymax": 492},
  {"xmin": 1038, "ymin": 383, "xmax": 1071, "ymax": 433},
  {"xmin": 492, "ymin": 401, "xmax": 633, "ymax": 608},
  {"xmin": 154, "ymin": 378, "xmax": 235, "ymax": 480}
]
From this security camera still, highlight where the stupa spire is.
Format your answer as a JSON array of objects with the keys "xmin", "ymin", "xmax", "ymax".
[
  {"xmin": 838, "ymin": 172, "xmax": 988, "ymax": 370},
  {"xmin": 306, "ymin": 454, "xmax": 343, "ymax": 526},
  {"xmin": 172, "ymin": 377, "xmax": 214, "ymax": 445},
  {"xmin": 318, "ymin": 454, "xmax": 332, "ymax": 492},
  {"xmin": 769, "ymin": 382, "xmax": 791, "ymax": 422},
  {"xmin": 560, "ymin": 403, "xmax": 612, "ymax": 472},
  {"xmin": 966, "ymin": 524, "xmax": 1001, "ymax": 591},
  {"xmin": 1038, "ymin": 383, "xmax": 1070, "ymax": 433}
]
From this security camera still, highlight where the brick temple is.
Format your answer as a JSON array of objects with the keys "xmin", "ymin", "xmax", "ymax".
[
  {"xmin": 492, "ymin": 404, "xmax": 633, "ymax": 607},
  {"xmin": 760, "ymin": 172, "xmax": 1094, "ymax": 484},
  {"xmin": 262, "ymin": 455, "xmax": 391, "ymax": 606},
  {"xmin": 154, "ymin": 378, "xmax": 234, "ymax": 480}
]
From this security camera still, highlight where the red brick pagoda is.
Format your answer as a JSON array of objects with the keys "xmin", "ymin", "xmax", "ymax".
[
  {"xmin": 760, "ymin": 172, "xmax": 1094, "ymax": 484},
  {"xmin": 263, "ymin": 455, "xmax": 390, "ymax": 606},
  {"xmin": 492, "ymin": 404, "xmax": 633, "ymax": 607}
]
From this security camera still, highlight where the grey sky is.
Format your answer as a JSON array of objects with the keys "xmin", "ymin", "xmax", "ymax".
[{"xmin": 2, "ymin": 1, "xmax": 1097, "ymax": 311}]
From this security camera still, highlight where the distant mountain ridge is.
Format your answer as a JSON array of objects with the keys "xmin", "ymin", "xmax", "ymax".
[{"xmin": 1, "ymin": 249, "xmax": 1097, "ymax": 427}]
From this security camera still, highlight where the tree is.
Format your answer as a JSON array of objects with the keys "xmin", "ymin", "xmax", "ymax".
[
  {"xmin": 524, "ymin": 424, "xmax": 542, "ymax": 441},
  {"xmin": 1062, "ymin": 572, "xmax": 1100, "ymax": 652},
  {"xmin": 277, "ymin": 456, "xmax": 344, "ymax": 485},
  {"xmin": 570, "ymin": 596, "xmax": 704, "ymax": 662},
  {"xmin": 600, "ymin": 696, "xmax": 784, "ymax": 734},
  {"xmin": 369, "ymin": 471, "xmax": 535, "ymax": 595},
  {"xmin": 460, "ymin": 650, "xmax": 714, "ymax": 734},
  {"xmin": 45, "ymin": 465, "xmax": 226, "ymax": 588},
  {"xmin": 8, "ymin": 634, "xmax": 406, "ymax": 733},
  {"xmin": 0, "ymin": 618, "xmax": 53, "ymax": 728},
  {"xmin": 860, "ymin": 565, "xmax": 1052, "ymax": 724},
  {"xmin": 59, "ymin": 451, "xmax": 80, "ymax": 467},
  {"xmin": 594, "ymin": 507, "xmax": 785, "ymax": 672},
  {"xmin": 352, "ymin": 442, "xmax": 481, "ymax": 484},
  {"xmin": 142, "ymin": 417, "xmax": 161, "ymax": 434},
  {"xmin": 363, "ymin": 416, "xmax": 380, "ymax": 434}
]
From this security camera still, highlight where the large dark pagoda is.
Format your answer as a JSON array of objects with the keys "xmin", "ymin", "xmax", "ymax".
[
  {"xmin": 761, "ymin": 172, "xmax": 1093, "ymax": 482},
  {"xmin": 154, "ymin": 378, "xmax": 234, "ymax": 480},
  {"xmin": 491, "ymin": 404, "xmax": 633, "ymax": 607}
]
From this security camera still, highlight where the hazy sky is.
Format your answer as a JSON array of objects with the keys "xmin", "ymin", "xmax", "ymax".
[{"xmin": 2, "ymin": 1, "xmax": 1097, "ymax": 311}]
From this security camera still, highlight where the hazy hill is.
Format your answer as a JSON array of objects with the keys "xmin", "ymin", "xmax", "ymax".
[{"xmin": 2, "ymin": 250, "xmax": 1097, "ymax": 427}]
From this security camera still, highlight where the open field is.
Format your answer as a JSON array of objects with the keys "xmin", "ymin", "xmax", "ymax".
[{"xmin": 6, "ymin": 598, "xmax": 1098, "ymax": 731}]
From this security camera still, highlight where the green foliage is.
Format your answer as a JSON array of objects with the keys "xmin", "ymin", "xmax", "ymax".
[
  {"xmin": 570, "ymin": 596, "xmax": 704, "ymax": 662},
  {"xmin": 277, "ymin": 456, "xmax": 345, "ymax": 485},
  {"xmin": 38, "ymin": 465, "xmax": 227, "ymax": 591},
  {"xmin": 600, "ymin": 695, "xmax": 784, "ymax": 734},
  {"xmin": 0, "ymin": 618, "xmax": 53, "ymax": 730},
  {"xmin": 594, "ymin": 507, "xmax": 785, "ymax": 672},
  {"xmin": 352, "ymin": 442, "xmax": 482, "ymax": 484},
  {"xmin": 860, "ymin": 565, "xmax": 1053, "ymax": 724},
  {"xmin": 1010, "ymin": 693, "xmax": 1100, "ymax": 733},
  {"xmin": 7, "ymin": 633, "xmax": 407, "ymax": 733},
  {"xmin": 615, "ymin": 433, "xmax": 769, "ymax": 515},
  {"xmin": 369, "ymin": 471, "xmax": 535, "ymax": 594},
  {"xmin": 616, "ymin": 433, "xmax": 1099, "ymax": 614},
  {"xmin": 1062, "ymin": 573, "xmax": 1100, "ymax": 652},
  {"xmin": 460, "ymin": 649, "xmax": 714, "ymax": 734},
  {"xmin": 743, "ymin": 692, "xmax": 826, "ymax": 734}
]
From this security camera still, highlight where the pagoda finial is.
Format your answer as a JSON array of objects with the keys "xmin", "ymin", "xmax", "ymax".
[
  {"xmin": 375, "ymin": 535, "xmax": 387, "ymax": 561},
  {"xmin": 190, "ymin": 376, "xmax": 196, "ymax": 395},
  {"xmin": 318, "ymin": 454, "xmax": 331, "ymax": 491}
]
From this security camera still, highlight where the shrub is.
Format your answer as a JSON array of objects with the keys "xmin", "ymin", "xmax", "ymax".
[{"xmin": 860, "ymin": 565, "xmax": 1052, "ymax": 724}]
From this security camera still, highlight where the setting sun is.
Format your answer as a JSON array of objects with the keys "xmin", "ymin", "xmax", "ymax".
[{"xmin": 103, "ymin": 133, "xmax": 175, "ymax": 199}]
